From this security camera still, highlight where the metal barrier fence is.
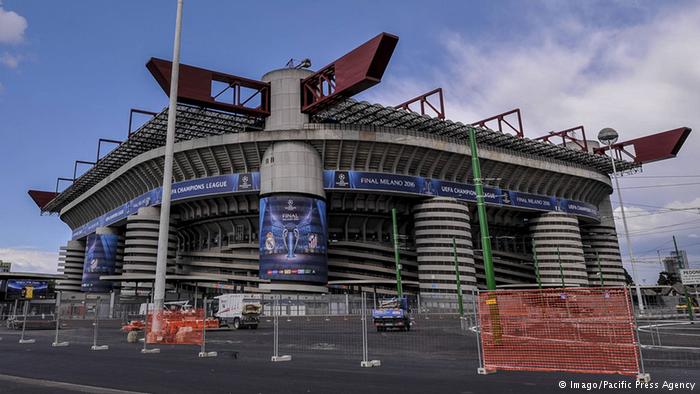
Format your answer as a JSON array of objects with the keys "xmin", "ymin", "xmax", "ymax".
[{"xmin": 476, "ymin": 287, "xmax": 645, "ymax": 379}]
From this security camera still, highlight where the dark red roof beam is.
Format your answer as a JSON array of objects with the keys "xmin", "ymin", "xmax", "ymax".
[
  {"xmin": 301, "ymin": 32, "xmax": 399, "ymax": 113},
  {"xmin": 594, "ymin": 127, "xmax": 691, "ymax": 164},
  {"xmin": 394, "ymin": 88, "xmax": 445, "ymax": 119},
  {"xmin": 147, "ymin": 58, "xmax": 270, "ymax": 117},
  {"xmin": 534, "ymin": 126, "xmax": 588, "ymax": 152},
  {"xmin": 471, "ymin": 108, "xmax": 524, "ymax": 138},
  {"xmin": 128, "ymin": 108, "xmax": 158, "ymax": 137},
  {"xmin": 97, "ymin": 138, "xmax": 122, "ymax": 162},
  {"xmin": 27, "ymin": 190, "xmax": 59, "ymax": 211}
]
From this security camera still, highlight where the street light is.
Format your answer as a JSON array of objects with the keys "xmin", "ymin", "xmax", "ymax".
[{"xmin": 598, "ymin": 128, "xmax": 644, "ymax": 312}]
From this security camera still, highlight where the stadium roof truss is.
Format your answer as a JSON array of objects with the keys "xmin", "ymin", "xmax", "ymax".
[
  {"xmin": 311, "ymin": 99, "xmax": 639, "ymax": 175},
  {"xmin": 40, "ymin": 105, "xmax": 264, "ymax": 214}
]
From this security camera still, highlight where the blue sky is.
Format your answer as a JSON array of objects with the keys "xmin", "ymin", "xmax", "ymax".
[{"xmin": 1, "ymin": 1, "xmax": 699, "ymax": 283}]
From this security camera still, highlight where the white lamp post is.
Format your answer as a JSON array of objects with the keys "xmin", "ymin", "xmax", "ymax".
[{"xmin": 598, "ymin": 127, "xmax": 645, "ymax": 312}]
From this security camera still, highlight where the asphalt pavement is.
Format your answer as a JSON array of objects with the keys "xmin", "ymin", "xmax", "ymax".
[{"xmin": 0, "ymin": 316, "xmax": 697, "ymax": 393}]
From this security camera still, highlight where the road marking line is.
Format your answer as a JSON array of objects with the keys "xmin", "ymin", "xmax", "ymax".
[{"xmin": 0, "ymin": 373, "xmax": 149, "ymax": 394}]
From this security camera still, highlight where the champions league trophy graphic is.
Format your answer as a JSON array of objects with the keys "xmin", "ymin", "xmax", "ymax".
[
  {"xmin": 265, "ymin": 198, "xmax": 316, "ymax": 261},
  {"xmin": 282, "ymin": 227, "xmax": 300, "ymax": 259}
]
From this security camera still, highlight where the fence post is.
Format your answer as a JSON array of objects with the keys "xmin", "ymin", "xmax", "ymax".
[
  {"xmin": 142, "ymin": 291, "xmax": 160, "ymax": 354},
  {"xmin": 109, "ymin": 290, "xmax": 115, "ymax": 319},
  {"xmin": 360, "ymin": 292, "xmax": 381, "ymax": 368},
  {"xmin": 52, "ymin": 291, "xmax": 69, "ymax": 347},
  {"xmin": 90, "ymin": 297, "xmax": 109, "ymax": 351},
  {"xmin": 271, "ymin": 298, "xmax": 291, "ymax": 362},
  {"xmin": 18, "ymin": 300, "xmax": 35, "ymax": 344},
  {"xmin": 199, "ymin": 296, "xmax": 218, "ymax": 357},
  {"xmin": 629, "ymin": 290, "xmax": 650, "ymax": 382},
  {"xmin": 474, "ymin": 290, "xmax": 492, "ymax": 375}
]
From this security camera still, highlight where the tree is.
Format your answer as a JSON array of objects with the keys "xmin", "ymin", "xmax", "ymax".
[{"xmin": 657, "ymin": 271, "xmax": 680, "ymax": 286}]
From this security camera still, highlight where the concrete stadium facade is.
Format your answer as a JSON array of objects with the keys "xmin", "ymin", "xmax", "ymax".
[{"xmin": 47, "ymin": 65, "xmax": 632, "ymax": 300}]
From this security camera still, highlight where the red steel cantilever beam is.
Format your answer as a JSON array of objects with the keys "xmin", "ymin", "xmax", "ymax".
[
  {"xmin": 534, "ymin": 126, "xmax": 588, "ymax": 152},
  {"xmin": 471, "ymin": 108, "xmax": 524, "ymax": 138},
  {"xmin": 594, "ymin": 127, "xmax": 691, "ymax": 164},
  {"xmin": 27, "ymin": 190, "xmax": 59, "ymax": 210},
  {"xmin": 394, "ymin": 88, "xmax": 445, "ymax": 119},
  {"xmin": 301, "ymin": 32, "xmax": 399, "ymax": 113},
  {"xmin": 146, "ymin": 58, "xmax": 270, "ymax": 117}
]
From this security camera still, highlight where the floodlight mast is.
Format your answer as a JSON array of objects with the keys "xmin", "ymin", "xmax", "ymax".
[
  {"xmin": 151, "ymin": 0, "xmax": 184, "ymax": 336},
  {"xmin": 598, "ymin": 128, "xmax": 645, "ymax": 313}
]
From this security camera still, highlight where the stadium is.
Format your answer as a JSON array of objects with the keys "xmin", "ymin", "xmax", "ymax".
[{"xmin": 27, "ymin": 32, "xmax": 691, "ymax": 300}]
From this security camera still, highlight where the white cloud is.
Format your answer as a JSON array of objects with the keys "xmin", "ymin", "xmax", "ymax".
[
  {"xmin": 0, "ymin": 248, "xmax": 59, "ymax": 274},
  {"xmin": 0, "ymin": 3, "xmax": 27, "ymax": 44},
  {"xmin": 0, "ymin": 52, "xmax": 21, "ymax": 68}
]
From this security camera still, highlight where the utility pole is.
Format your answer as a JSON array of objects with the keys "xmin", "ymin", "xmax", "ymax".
[
  {"xmin": 557, "ymin": 246, "xmax": 565, "ymax": 288},
  {"xmin": 596, "ymin": 250, "xmax": 605, "ymax": 287},
  {"xmin": 452, "ymin": 238, "xmax": 464, "ymax": 317},
  {"xmin": 152, "ymin": 0, "xmax": 184, "ymax": 336},
  {"xmin": 469, "ymin": 128, "xmax": 495, "ymax": 290},
  {"xmin": 391, "ymin": 208, "xmax": 403, "ymax": 298},
  {"xmin": 674, "ymin": 235, "xmax": 694, "ymax": 322}
]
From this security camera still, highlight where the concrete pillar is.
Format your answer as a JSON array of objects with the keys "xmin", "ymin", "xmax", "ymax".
[
  {"xmin": 580, "ymin": 198, "xmax": 626, "ymax": 286},
  {"xmin": 413, "ymin": 197, "xmax": 477, "ymax": 296},
  {"xmin": 258, "ymin": 141, "xmax": 327, "ymax": 293},
  {"xmin": 121, "ymin": 207, "xmax": 177, "ymax": 297},
  {"xmin": 261, "ymin": 68, "xmax": 314, "ymax": 131},
  {"xmin": 56, "ymin": 239, "xmax": 86, "ymax": 293},
  {"xmin": 529, "ymin": 212, "xmax": 588, "ymax": 287}
]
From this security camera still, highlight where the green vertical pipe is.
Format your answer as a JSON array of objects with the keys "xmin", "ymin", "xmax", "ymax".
[
  {"xmin": 532, "ymin": 237, "xmax": 542, "ymax": 289},
  {"xmin": 674, "ymin": 235, "xmax": 694, "ymax": 321},
  {"xmin": 469, "ymin": 128, "xmax": 495, "ymax": 291},
  {"xmin": 557, "ymin": 246, "xmax": 565, "ymax": 288},
  {"xmin": 452, "ymin": 238, "xmax": 464, "ymax": 317},
  {"xmin": 596, "ymin": 251, "xmax": 605, "ymax": 287},
  {"xmin": 391, "ymin": 208, "xmax": 403, "ymax": 298}
]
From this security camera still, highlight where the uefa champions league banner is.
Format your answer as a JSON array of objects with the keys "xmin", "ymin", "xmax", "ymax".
[
  {"xmin": 72, "ymin": 170, "xmax": 597, "ymax": 240},
  {"xmin": 258, "ymin": 195, "xmax": 328, "ymax": 283},
  {"xmin": 324, "ymin": 170, "xmax": 598, "ymax": 218},
  {"xmin": 71, "ymin": 173, "xmax": 260, "ymax": 239},
  {"xmin": 81, "ymin": 233, "xmax": 119, "ymax": 293}
]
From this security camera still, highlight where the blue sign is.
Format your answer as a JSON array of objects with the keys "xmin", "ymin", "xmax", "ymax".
[
  {"xmin": 432, "ymin": 179, "xmax": 502, "ymax": 205},
  {"xmin": 72, "ymin": 173, "xmax": 261, "ymax": 240},
  {"xmin": 324, "ymin": 170, "xmax": 595, "ymax": 217},
  {"xmin": 325, "ymin": 171, "xmax": 423, "ymax": 194},
  {"xmin": 259, "ymin": 195, "xmax": 328, "ymax": 283},
  {"xmin": 559, "ymin": 199, "xmax": 598, "ymax": 217},
  {"xmin": 505, "ymin": 191, "xmax": 557, "ymax": 211},
  {"xmin": 81, "ymin": 233, "xmax": 119, "ymax": 293}
]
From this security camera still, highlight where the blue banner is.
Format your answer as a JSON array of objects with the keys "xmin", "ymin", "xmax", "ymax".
[
  {"xmin": 325, "ymin": 170, "xmax": 424, "ymax": 194},
  {"xmin": 432, "ymin": 179, "xmax": 502, "ymax": 205},
  {"xmin": 559, "ymin": 199, "xmax": 598, "ymax": 217},
  {"xmin": 504, "ymin": 191, "xmax": 557, "ymax": 211},
  {"xmin": 81, "ymin": 233, "xmax": 119, "ymax": 293},
  {"xmin": 324, "ymin": 170, "xmax": 597, "ymax": 217},
  {"xmin": 259, "ymin": 195, "xmax": 328, "ymax": 283},
  {"xmin": 72, "ymin": 173, "xmax": 261, "ymax": 240},
  {"xmin": 72, "ymin": 170, "xmax": 598, "ymax": 240}
]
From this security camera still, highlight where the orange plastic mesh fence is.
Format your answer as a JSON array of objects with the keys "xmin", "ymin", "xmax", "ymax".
[
  {"xmin": 478, "ymin": 287, "xmax": 640, "ymax": 376},
  {"xmin": 146, "ymin": 308, "xmax": 216, "ymax": 345}
]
